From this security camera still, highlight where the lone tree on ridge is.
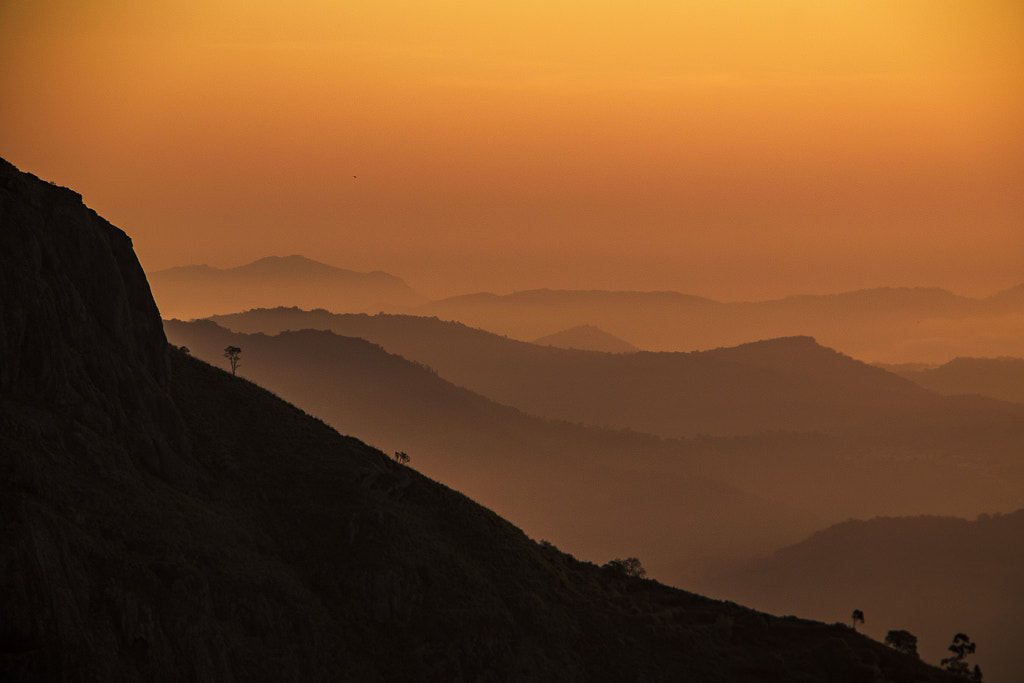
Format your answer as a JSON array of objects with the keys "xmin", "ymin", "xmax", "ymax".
[
  {"xmin": 851, "ymin": 609, "xmax": 864, "ymax": 631},
  {"xmin": 224, "ymin": 346, "xmax": 242, "ymax": 375},
  {"xmin": 941, "ymin": 633, "xmax": 981, "ymax": 679}
]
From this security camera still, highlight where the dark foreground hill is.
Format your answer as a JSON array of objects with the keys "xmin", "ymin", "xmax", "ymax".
[
  {"xmin": 706, "ymin": 512, "xmax": 1024, "ymax": 682},
  {"xmin": 0, "ymin": 159, "xmax": 963, "ymax": 680}
]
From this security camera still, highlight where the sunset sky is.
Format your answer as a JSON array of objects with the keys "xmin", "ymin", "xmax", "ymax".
[{"xmin": 2, "ymin": 1, "xmax": 1021, "ymax": 300}]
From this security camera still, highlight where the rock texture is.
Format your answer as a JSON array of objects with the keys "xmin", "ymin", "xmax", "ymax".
[
  {"xmin": 0, "ymin": 157, "xmax": 959, "ymax": 682},
  {"xmin": 0, "ymin": 158, "xmax": 190, "ymax": 480}
]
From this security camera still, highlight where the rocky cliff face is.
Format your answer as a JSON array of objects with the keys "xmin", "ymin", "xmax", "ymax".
[
  {"xmin": 0, "ymin": 158, "xmax": 198, "ymax": 680},
  {"xmin": 0, "ymin": 157, "xmax": 189, "ymax": 481},
  {"xmin": 0, "ymin": 157, "xmax": 958, "ymax": 682}
]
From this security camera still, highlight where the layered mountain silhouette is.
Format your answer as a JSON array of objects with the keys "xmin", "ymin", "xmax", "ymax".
[
  {"xmin": 148, "ymin": 259, "xmax": 1023, "ymax": 364},
  {"xmin": 168, "ymin": 312, "xmax": 1024, "ymax": 586},
  {"xmin": 164, "ymin": 318, "xmax": 819, "ymax": 584},
  {"xmin": 413, "ymin": 286, "xmax": 1024, "ymax": 363},
  {"xmin": 3, "ymin": 159, "xmax": 969, "ymax": 679},
  {"xmin": 706, "ymin": 511, "xmax": 1024, "ymax": 682},
  {"xmin": 207, "ymin": 308, "xmax": 1024, "ymax": 442},
  {"xmin": 149, "ymin": 255, "xmax": 424, "ymax": 319}
]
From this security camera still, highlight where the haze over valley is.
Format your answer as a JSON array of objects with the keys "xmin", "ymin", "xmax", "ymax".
[
  {"xmin": 153, "ymin": 255, "xmax": 1024, "ymax": 364},
  {"xmin": 162, "ymin": 286, "xmax": 1024, "ymax": 680}
]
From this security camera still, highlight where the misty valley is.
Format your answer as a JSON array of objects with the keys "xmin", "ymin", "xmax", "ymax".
[{"xmin": 160, "ymin": 263, "xmax": 1023, "ymax": 679}]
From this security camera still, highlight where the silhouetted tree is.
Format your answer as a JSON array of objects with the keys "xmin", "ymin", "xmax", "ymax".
[
  {"xmin": 941, "ymin": 633, "xmax": 981, "ymax": 679},
  {"xmin": 884, "ymin": 630, "xmax": 919, "ymax": 658},
  {"xmin": 224, "ymin": 346, "xmax": 242, "ymax": 375},
  {"xmin": 393, "ymin": 451, "xmax": 410, "ymax": 465},
  {"xmin": 851, "ymin": 609, "xmax": 864, "ymax": 631},
  {"xmin": 603, "ymin": 557, "xmax": 646, "ymax": 578}
]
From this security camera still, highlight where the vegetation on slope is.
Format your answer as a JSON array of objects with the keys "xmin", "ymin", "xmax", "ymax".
[{"xmin": 707, "ymin": 512, "xmax": 1024, "ymax": 682}]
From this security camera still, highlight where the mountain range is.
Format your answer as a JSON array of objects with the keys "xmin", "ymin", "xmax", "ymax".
[
  {"xmin": 883, "ymin": 356, "xmax": 1024, "ymax": 405},
  {"xmin": 165, "ymin": 312, "xmax": 1024, "ymax": 588},
  {"xmin": 208, "ymin": 308, "xmax": 1024, "ymax": 444},
  {"xmin": 2, "ymin": 156, "xmax": 970, "ymax": 679},
  {"xmin": 150, "ymin": 255, "xmax": 1022, "ymax": 364},
  {"xmin": 148, "ymin": 255, "xmax": 425, "ymax": 319},
  {"xmin": 413, "ymin": 286, "xmax": 1024, "ymax": 363}
]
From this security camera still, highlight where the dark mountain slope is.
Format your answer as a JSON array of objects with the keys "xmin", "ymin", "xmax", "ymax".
[
  {"xmin": 1, "ymin": 160, "xmax": 962, "ymax": 680},
  {"xmin": 148, "ymin": 254, "xmax": 424, "ymax": 319},
  {"xmin": 210, "ymin": 308, "xmax": 945, "ymax": 438},
  {"xmin": 707, "ymin": 511, "xmax": 1024, "ymax": 682}
]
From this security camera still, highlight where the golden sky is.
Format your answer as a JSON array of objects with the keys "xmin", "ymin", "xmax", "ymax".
[{"xmin": 2, "ymin": 0, "xmax": 1022, "ymax": 299}]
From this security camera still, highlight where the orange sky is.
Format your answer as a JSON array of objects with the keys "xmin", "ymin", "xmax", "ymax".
[{"xmin": 2, "ymin": 1, "xmax": 1022, "ymax": 300}]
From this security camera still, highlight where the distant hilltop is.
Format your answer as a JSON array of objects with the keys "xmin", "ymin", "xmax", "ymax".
[
  {"xmin": 148, "ymin": 255, "xmax": 425, "ymax": 319},
  {"xmin": 533, "ymin": 324, "xmax": 639, "ymax": 353}
]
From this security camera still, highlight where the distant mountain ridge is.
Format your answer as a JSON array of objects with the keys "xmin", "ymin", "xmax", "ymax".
[
  {"xmin": 533, "ymin": 324, "xmax": 639, "ymax": 353},
  {"xmin": 888, "ymin": 356, "xmax": 1024, "ymax": 404},
  {"xmin": 210, "ymin": 308, "xmax": 946, "ymax": 438},
  {"xmin": 149, "ymin": 255, "xmax": 424, "ymax": 319},
  {"xmin": 153, "ymin": 256, "xmax": 1021, "ymax": 362},
  {"xmin": 414, "ymin": 285, "xmax": 1024, "ymax": 363}
]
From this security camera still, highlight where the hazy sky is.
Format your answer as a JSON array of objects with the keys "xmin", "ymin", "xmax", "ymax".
[{"xmin": 2, "ymin": 1, "xmax": 1022, "ymax": 300}]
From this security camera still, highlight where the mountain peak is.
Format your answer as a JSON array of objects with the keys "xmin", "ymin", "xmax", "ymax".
[{"xmin": 533, "ymin": 324, "xmax": 639, "ymax": 353}]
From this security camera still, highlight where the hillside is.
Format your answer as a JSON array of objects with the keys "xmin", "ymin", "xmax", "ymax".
[
  {"xmin": 705, "ymin": 512, "xmax": 1024, "ymax": 682},
  {"xmin": 413, "ymin": 286, "xmax": 1024, "ymax": 363},
  {"xmin": 210, "ymin": 308, "xmax": 963, "ymax": 439},
  {"xmin": 1, "ymin": 155, "xmax": 965, "ymax": 680},
  {"xmin": 163, "ymin": 319, "xmax": 817, "ymax": 585},
  {"xmin": 148, "ymin": 255, "xmax": 424, "ymax": 319},
  {"xmin": 165, "ymin": 318, "xmax": 1024, "ymax": 589}
]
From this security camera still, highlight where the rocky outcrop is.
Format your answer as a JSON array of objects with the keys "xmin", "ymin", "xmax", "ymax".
[
  {"xmin": 0, "ymin": 157, "xmax": 190, "ymax": 482},
  {"xmin": 0, "ymin": 159, "xmax": 197, "ymax": 680}
]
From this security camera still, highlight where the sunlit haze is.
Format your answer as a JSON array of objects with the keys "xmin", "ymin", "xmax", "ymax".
[{"xmin": 2, "ymin": 1, "xmax": 1021, "ymax": 300}]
